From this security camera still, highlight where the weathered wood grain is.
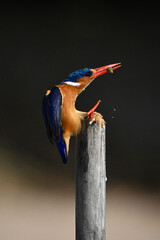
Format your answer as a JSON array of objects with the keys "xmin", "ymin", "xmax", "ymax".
[{"xmin": 76, "ymin": 119, "xmax": 106, "ymax": 240}]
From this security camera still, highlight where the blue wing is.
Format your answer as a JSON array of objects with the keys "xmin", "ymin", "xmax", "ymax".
[{"xmin": 42, "ymin": 87, "xmax": 68, "ymax": 164}]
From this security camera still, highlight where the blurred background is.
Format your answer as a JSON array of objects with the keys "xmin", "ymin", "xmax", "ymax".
[{"xmin": 0, "ymin": 2, "xmax": 160, "ymax": 240}]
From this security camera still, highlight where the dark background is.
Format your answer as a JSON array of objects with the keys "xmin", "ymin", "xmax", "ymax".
[{"xmin": 0, "ymin": 3, "xmax": 160, "ymax": 240}]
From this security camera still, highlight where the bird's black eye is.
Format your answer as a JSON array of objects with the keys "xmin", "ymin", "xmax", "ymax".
[{"xmin": 85, "ymin": 70, "xmax": 92, "ymax": 77}]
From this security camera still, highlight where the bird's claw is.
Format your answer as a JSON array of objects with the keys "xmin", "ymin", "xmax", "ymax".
[
  {"xmin": 87, "ymin": 112, "xmax": 105, "ymax": 127},
  {"xmin": 89, "ymin": 117, "xmax": 96, "ymax": 125}
]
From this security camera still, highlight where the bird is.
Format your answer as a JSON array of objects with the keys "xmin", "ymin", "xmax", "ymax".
[{"xmin": 42, "ymin": 63, "xmax": 121, "ymax": 164}]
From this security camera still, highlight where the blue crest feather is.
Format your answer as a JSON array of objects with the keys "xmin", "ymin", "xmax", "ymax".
[{"xmin": 61, "ymin": 68, "xmax": 91, "ymax": 83}]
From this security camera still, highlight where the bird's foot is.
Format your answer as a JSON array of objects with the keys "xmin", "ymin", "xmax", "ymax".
[
  {"xmin": 88, "ymin": 111, "xmax": 106, "ymax": 127},
  {"xmin": 86, "ymin": 100, "xmax": 105, "ymax": 127},
  {"xmin": 87, "ymin": 100, "xmax": 101, "ymax": 120}
]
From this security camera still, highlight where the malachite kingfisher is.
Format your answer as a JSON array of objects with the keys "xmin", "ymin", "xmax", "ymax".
[{"xmin": 42, "ymin": 63, "xmax": 121, "ymax": 164}]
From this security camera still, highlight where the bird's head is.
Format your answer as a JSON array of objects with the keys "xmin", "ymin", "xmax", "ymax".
[{"xmin": 61, "ymin": 62, "xmax": 121, "ymax": 93}]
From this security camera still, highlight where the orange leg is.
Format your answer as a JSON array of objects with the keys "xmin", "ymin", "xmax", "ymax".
[{"xmin": 87, "ymin": 100, "xmax": 101, "ymax": 120}]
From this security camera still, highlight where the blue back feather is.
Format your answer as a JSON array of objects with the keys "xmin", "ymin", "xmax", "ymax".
[
  {"xmin": 56, "ymin": 128, "xmax": 68, "ymax": 164},
  {"xmin": 42, "ymin": 87, "xmax": 68, "ymax": 164}
]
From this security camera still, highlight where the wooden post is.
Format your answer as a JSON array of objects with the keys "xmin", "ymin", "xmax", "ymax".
[{"xmin": 76, "ymin": 118, "xmax": 106, "ymax": 240}]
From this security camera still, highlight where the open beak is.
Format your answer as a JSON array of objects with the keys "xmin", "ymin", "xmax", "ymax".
[{"xmin": 91, "ymin": 62, "xmax": 121, "ymax": 78}]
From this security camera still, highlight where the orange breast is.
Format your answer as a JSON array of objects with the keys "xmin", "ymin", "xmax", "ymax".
[{"xmin": 58, "ymin": 84, "xmax": 81, "ymax": 136}]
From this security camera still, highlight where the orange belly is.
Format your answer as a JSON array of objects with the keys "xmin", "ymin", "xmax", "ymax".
[{"xmin": 61, "ymin": 106, "xmax": 81, "ymax": 136}]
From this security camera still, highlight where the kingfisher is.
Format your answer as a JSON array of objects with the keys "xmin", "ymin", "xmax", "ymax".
[{"xmin": 42, "ymin": 63, "xmax": 121, "ymax": 164}]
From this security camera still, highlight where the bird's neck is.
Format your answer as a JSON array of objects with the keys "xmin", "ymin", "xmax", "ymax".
[{"xmin": 57, "ymin": 84, "xmax": 79, "ymax": 108}]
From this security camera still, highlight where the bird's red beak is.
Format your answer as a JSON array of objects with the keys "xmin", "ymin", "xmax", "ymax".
[{"xmin": 91, "ymin": 62, "xmax": 121, "ymax": 78}]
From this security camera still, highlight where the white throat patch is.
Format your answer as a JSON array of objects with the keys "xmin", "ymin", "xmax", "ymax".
[{"xmin": 64, "ymin": 81, "xmax": 81, "ymax": 86}]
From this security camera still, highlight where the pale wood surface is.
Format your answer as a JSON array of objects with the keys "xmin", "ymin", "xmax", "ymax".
[{"xmin": 76, "ymin": 119, "xmax": 106, "ymax": 240}]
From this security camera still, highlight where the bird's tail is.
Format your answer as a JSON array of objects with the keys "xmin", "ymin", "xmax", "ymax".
[{"xmin": 56, "ymin": 129, "xmax": 68, "ymax": 164}]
